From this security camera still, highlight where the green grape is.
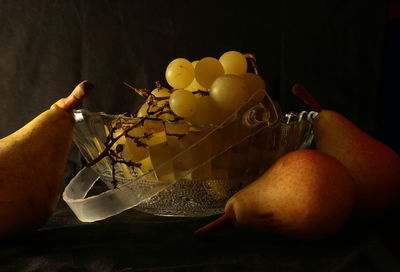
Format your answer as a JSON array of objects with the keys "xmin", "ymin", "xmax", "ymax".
[
  {"xmin": 186, "ymin": 60, "xmax": 207, "ymax": 92},
  {"xmin": 169, "ymin": 89, "xmax": 198, "ymax": 118},
  {"xmin": 165, "ymin": 58, "xmax": 195, "ymax": 89},
  {"xmin": 239, "ymin": 72, "xmax": 266, "ymax": 102},
  {"xmin": 219, "ymin": 50, "xmax": 248, "ymax": 75},
  {"xmin": 195, "ymin": 57, "xmax": 225, "ymax": 89},
  {"xmin": 210, "ymin": 74, "xmax": 250, "ymax": 111}
]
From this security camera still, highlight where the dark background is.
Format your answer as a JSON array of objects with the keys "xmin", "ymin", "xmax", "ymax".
[
  {"xmin": 1, "ymin": 0, "xmax": 399, "ymax": 271},
  {"xmin": 1, "ymin": 0, "xmax": 395, "ymax": 144}
]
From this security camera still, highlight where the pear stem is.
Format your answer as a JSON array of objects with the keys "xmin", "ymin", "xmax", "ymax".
[
  {"xmin": 54, "ymin": 80, "xmax": 94, "ymax": 112},
  {"xmin": 194, "ymin": 213, "xmax": 234, "ymax": 236},
  {"xmin": 291, "ymin": 83, "xmax": 323, "ymax": 112}
]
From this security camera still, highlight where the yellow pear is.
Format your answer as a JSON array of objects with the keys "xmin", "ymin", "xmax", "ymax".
[
  {"xmin": 195, "ymin": 149, "xmax": 355, "ymax": 240},
  {"xmin": 313, "ymin": 110, "xmax": 400, "ymax": 218},
  {"xmin": 0, "ymin": 80, "xmax": 93, "ymax": 237}
]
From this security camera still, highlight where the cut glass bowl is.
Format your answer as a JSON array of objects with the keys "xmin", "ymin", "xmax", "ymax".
[{"xmin": 63, "ymin": 91, "xmax": 317, "ymax": 222}]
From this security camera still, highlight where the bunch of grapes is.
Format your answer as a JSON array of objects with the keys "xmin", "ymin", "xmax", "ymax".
[
  {"xmin": 94, "ymin": 51, "xmax": 270, "ymax": 185},
  {"xmin": 134, "ymin": 50, "xmax": 267, "ymax": 125}
]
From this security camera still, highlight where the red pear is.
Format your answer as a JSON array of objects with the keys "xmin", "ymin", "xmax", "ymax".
[
  {"xmin": 313, "ymin": 110, "xmax": 400, "ymax": 218},
  {"xmin": 291, "ymin": 83, "xmax": 400, "ymax": 219},
  {"xmin": 195, "ymin": 149, "xmax": 355, "ymax": 240}
]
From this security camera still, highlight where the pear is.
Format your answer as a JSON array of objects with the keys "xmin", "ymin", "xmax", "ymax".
[
  {"xmin": 291, "ymin": 83, "xmax": 400, "ymax": 219},
  {"xmin": 195, "ymin": 149, "xmax": 355, "ymax": 240},
  {"xmin": 313, "ymin": 110, "xmax": 400, "ymax": 218},
  {"xmin": 0, "ymin": 80, "xmax": 93, "ymax": 237}
]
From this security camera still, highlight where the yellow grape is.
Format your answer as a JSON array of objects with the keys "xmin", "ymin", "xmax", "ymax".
[
  {"xmin": 136, "ymin": 102, "xmax": 149, "ymax": 117},
  {"xmin": 165, "ymin": 58, "xmax": 195, "ymax": 89},
  {"xmin": 195, "ymin": 57, "xmax": 224, "ymax": 89},
  {"xmin": 186, "ymin": 78, "xmax": 207, "ymax": 93},
  {"xmin": 124, "ymin": 126, "xmax": 149, "ymax": 162},
  {"xmin": 137, "ymin": 87, "xmax": 173, "ymax": 120},
  {"xmin": 143, "ymin": 120, "xmax": 166, "ymax": 146},
  {"xmin": 165, "ymin": 122, "xmax": 190, "ymax": 136},
  {"xmin": 240, "ymin": 72, "xmax": 266, "ymax": 102},
  {"xmin": 219, "ymin": 50, "xmax": 247, "ymax": 75},
  {"xmin": 151, "ymin": 87, "xmax": 171, "ymax": 98},
  {"xmin": 110, "ymin": 128, "xmax": 126, "ymax": 151},
  {"xmin": 186, "ymin": 95, "xmax": 227, "ymax": 125},
  {"xmin": 210, "ymin": 74, "xmax": 250, "ymax": 111},
  {"xmin": 150, "ymin": 87, "xmax": 171, "ymax": 109},
  {"xmin": 169, "ymin": 89, "xmax": 198, "ymax": 118},
  {"xmin": 186, "ymin": 60, "xmax": 207, "ymax": 92},
  {"xmin": 137, "ymin": 156, "xmax": 153, "ymax": 174}
]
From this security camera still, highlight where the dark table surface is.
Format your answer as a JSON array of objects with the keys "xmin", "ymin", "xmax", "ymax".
[{"xmin": 1, "ymin": 195, "xmax": 400, "ymax": 272}]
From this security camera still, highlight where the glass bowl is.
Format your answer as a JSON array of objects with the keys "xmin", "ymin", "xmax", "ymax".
[{"xmin": 63, "ymin": 92, "xmax": 317, "ymax": 222}]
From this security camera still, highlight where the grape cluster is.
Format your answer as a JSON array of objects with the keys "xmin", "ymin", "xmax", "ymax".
[
  {"xmin": 101, "ymin": 51, "xmax": 270, "ymax": 183},
  {"xmin": 135, "ymin": 50, "xmax": 266, "ymax": 125}
]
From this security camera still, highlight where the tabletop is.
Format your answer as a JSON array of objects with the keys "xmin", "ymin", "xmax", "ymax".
[{"xmin": 1, "ymin": 194, "xmax": 400, "ymax": 272}]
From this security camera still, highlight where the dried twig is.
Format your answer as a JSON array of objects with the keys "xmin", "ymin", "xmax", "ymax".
[{"xmin": 244, "ymin": 53, "xmax": 260, "ymax": 75}]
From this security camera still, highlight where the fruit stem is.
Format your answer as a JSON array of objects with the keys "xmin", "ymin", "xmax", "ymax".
[
  {"xmin": 291, "ymin": 83, "xmax": 323, "ymax": 112},
  {"xmin": 123, "ymin": 81, "xmax": 151, "ymax": 97},
  {"xmin": 53, "ymin": 80, "xmax": 94, "ymax": 112},
  {"xmin": 244, "ymin": 53, "xmax": 260, "ymax": 75},
  {"xmin": 194, "ymin": 213, "xmax": 234, "ymax": 236}
]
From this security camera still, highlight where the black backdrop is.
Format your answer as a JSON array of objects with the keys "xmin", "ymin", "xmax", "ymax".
[
  {"xmin": 1, "ymin": 1, "xmax": 400, "ymax": 271},
  {"xmin": 1, "ymin": 0, "xmax": 396, "ymax": 175},
  {"xmin": 0, "ymin": 0, "xmax": 390, "ymax": 136}
]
